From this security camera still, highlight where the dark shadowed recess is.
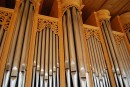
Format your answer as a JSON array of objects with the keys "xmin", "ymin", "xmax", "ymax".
[
  {"xmin": 0, "ymin": 0, "xmax": 15, "ymax": 9},
  {"xmin": 39, "ymin": 0, "xmax": 54, "ymax": 16}
]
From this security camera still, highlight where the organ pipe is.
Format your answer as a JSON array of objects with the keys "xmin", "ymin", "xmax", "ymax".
[
  {"xmin": 49, "ymin": 29, "xmax": 53, "ymax": 87},
  {"xmin": 63, "ymin": 14, "xmax": 72, "ymax": 87}
]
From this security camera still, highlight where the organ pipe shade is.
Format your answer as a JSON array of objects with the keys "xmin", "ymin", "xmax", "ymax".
[
  {"xmin": 2, "ymin": 1, "xmax": 33, "ymax": 87},
  {"xmin": 100, "ymin": 19, "xmax": 130, "ymax": 87},
  {"xmin": 62, "ymin": 7, "xmax": 89, "ymax": 87},
  {"xmin": 87, "ymin": 35, "xmax": 111, "ymax": 87},
  {"xmin": 32, "ymin": 29, "xmax": 60, "ymax": 87}
]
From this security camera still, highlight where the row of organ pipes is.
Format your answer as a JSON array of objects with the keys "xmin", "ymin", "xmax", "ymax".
[
  {"xmin": 2, "ymin": 0, "xmax": 33, "ymax": 86},
  {"xmin": 32, "ymin": 28, "xmax": 60, "ymax": 87},
  {"xmin": 99, "ymin": 18, "xmax": 130, "ymax": 87},
  {"xmin": 0, "ymin": 0, "xmax": 130, "ymax": 87}
]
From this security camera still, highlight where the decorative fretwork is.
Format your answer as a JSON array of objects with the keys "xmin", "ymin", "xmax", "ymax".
[
  {"xmin": 96, "ymin": 10, "xmax": 111, "ymax": 24},
  {"xmin": 113, "ymin": 31, "xmax": 124, "ymax": 46},
  {"xmin": 0, "ymin": 7, "xmax": 13, "ymax": 30},
  {"xmin": 37, "ymin": 15, "xmax": 58, "ymax": 34},
  {"xmin": 123, "ymin": 22, "xmax": 130, "ymax": 32},
  {"xmin": 61, "ymin": 0, "xmax": 83, "ymax": 15},
  {"xmin": 84, "ymin": 25, "xmax": 100, "ymax": 41}
]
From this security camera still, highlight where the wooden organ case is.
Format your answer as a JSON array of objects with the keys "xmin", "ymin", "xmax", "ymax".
[{"xmin": 0, "ymin": 0, "xmax": 130, "ymax": 87}]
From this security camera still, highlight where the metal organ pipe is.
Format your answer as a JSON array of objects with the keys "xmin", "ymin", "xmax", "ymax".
[
  {"xmin": 87, "ymin": 38, "xmax": 97, "ymax": 87},
  {"xmin": 77, "ymin": 11, "xmax": 90, "ymax": 87},
  {"xmin": 63, "ymin": 14, "xmax": 72, "ymax": 87},
  {"xmin": 32, "ymin": 33, "xmax": 38, "ymax": 87},
  {"xmin": 36, "ymin": 31, "xmax": 42, "ymax": 87},
  {"xmin": 18, "ymin": 4, "xmax": 33, "ymax": 87},
  {"xmin": 53, "ymin": 32, "xmax": 56, "ymax": 87},
  {"xmin": 56, "ymin": 35, "xmax": 60, "ymax": 87},
  {"xmin": 49, "ymin": 29, "xmax": 53, "ymax": 87},
  {"xmin": 44, "ymin": 28, "xmax": 49, "ymax": 87}
]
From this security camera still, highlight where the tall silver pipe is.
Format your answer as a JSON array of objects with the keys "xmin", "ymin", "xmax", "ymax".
[
  {"xmin": 53, "ymin": 33, "xmax": 56, "ymax": 87},
  {"xmin": 87, "ymin": 38, "xmax": 98, "ymax": 87},
  {"xmin": 32, "ymin": 33, "xmax": 38, "ymax": 87},
  {"xmin": 56, "ymin": 35, "xmax": 60, "ymax": 87},
  {"xmin": 91, "ymin": 36, "xmax": 100, "ymax": 87},
  {"xmin": 66, "ymin": 9, "xmax": 78, "ymax": 87},
  {"xmin": 36, "ymin": 31, "xmax": 42, "ymax": 87},
  {"xmin": 98, "ymin": 41, "xmax": 111, "ymax": 87},
  {"xmin": 44, "ymin": 28, "xmax": 49, "ymax": 87},
  {"xmin": 93, "ymin": 37, "xmax": 105, "ymax": 87},
  {"xmin": 63, "ymin": 14, "xmax": 71, "ymax": 87},
  {"xmin": 40, "ymin": 29, "xmax": 46, "ymax": 87},
  {"xmin": 76, "ymin": 11, "xmax": 89, "ymax": 87},
  {"xmin": 118, "ymin": 44, "xmax": 129, "ymax": 87},
  {"xmin": 18, "ymin": 4, "xmax": 33, "ymax": 87},
  {"xmin": 49, "ymin": 30, "xmax": 53, "ymax": 87}
]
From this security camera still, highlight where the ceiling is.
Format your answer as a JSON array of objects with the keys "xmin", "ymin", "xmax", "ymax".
[
  {"xmin": 82, "ymin": 0, "xmax": 130, "ymax": 22},
  {"xmin": 0, "ymin": 0, "xmax": 130, "ymax": 22}
]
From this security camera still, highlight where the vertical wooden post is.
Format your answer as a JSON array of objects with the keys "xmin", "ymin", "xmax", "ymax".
[{"xmin": 57, "ymin": 1, "xmax": 66, "ymax": 87}]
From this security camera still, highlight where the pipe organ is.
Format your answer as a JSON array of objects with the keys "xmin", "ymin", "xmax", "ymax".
[
  {"xmin": 84, "ymin": 25, "xmax": 111, "ymax": 87},
  {"xmin": 0, "ymin": 0, "xmax": 130, "ymax": 87}
]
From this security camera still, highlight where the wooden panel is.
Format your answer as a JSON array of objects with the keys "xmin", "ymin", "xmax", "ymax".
[
  {"xmin": 82, "ymin": 0, "xmax": 130, "ymax": 22},
  {"xmin": 118, "ymin": 2, "xmax": 130, "ymax": 15},
  {"xmin": 101, "ymin": 0, "xmax": 129, "ymax": 16},
  {"xmin": 50, "ymin": 0, "xmax": 58, "ymax": 18},
  {"xmin": 40, "ymin": 0, "xmax": 54, "ymax": 16},
  {"xmin": 82, "ymin": 0, "xmax": 105, "ymax": 22},
  {"xmin": 111, "ymin": 16, "xmax": 123, "ymax": 32}
]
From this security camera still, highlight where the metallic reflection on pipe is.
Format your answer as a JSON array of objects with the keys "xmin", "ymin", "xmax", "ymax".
[{"xmin": 63, "ymin": 14, "xmax": 72, "ymax": 87}]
